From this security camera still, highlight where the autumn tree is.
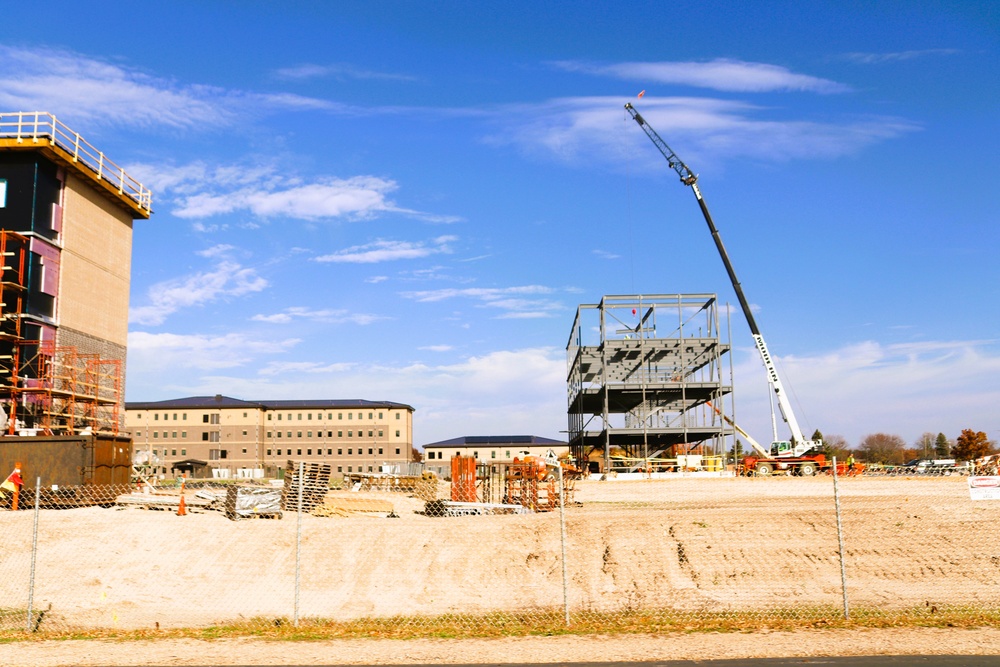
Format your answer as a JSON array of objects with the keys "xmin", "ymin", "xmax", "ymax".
[
  {"xmin": 934, "ymin": 432, "xmax": 951, "ymax": 457},
  {"xmin": 411, "ymin": 447, "xmax": 424, "ymax": 463},
  {"xmin": 820, "ymin": 434, "xmax": 852, "ymax": 461},
  {"xmin": 858, "ymin": 433, "xmax": 906, "ymax": 464},
  {"xmin": 952, "ymin": 429, "xmax": 994, "ymax": 462}
]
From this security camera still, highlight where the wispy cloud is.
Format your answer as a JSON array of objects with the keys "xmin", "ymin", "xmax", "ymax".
[
  {"xmin": 127, "ymin": 331, "xmax": 300, "ymax": 370},
  {"xmin": 486, "ymin": 95, "xmax": 920, "ymax": 167},
  {"xmin": 274, "ymin": 62, "xmax": 418, "ymax": 82},
  {"xmin": 0, "ymin": 45, "xmax": 336, "ymax": 131},
  {"xmin": 839, "ymin": 49, "xmax": 960, "ymax": 64},
  {"xmin": 365, "ymin": 275, "xmax": 389, "ymax": 284},
  {"xmin": 732, "ymin": 339, "xmax": 1000, "ymax": 446},
  {"xmin": 258, "ymin": 361, "xmax": 356, "ymax": 376},
  {"xmin": 130, "ymin": 252, "xmax": 268, "ymax": 326},
  {"xmin": 419, "ymin": 344, "xmax": 454, "ymax": 352},
  {"xmin": 314, "ymin": 236, "xmax": 457, "ymax": 263},
  {"xmin": 128, "ymin": 160, "xmax": 462, "ymax": 223},
  {"xmin": 593, "ymin": 249, "xmax": 620, "ymax": 260},
  {"xmin": 553, "ymin": 59, "xmax": 849, "ymax": 93},
  {"xmin": 401, "ymin": 285, "xmax": 563, "ymax": 318},
  {"xmin": 251, "ymin": 307, "xmax": 385, "ymax": 325}
]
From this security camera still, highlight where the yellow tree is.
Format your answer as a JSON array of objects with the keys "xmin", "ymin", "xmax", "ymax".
[{"xmin": 952, "ymin": 429, "xmax": 993, "ymax": 462}]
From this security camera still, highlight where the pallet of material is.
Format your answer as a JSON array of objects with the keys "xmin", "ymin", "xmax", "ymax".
[
  {"xmin": 280, "ymin": 460, "xmax": 331, "ymax": 512},
  {"xmin": 115, "ymin": 493, "xmax": 212, "ymax": 510},
  {"xmin": 225, "ymin": 486, "xmax": 283, "ymax": 520}
]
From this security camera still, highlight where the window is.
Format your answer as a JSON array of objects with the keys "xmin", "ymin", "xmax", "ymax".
[
  {"xmin": 348, "ymin": 413, "xmax": 352, "ymax": 420},
  {"xmin": 307, "ymin": 431, "xmax": 312, "ymax": 438},
  {"xmin": 328, "ymin": 431, "xmax": 333, "ymax": 437},
  {"xmin": 367, "ymin": 466, "xmax": 373, "ymax": 472},
  {"xmin": 202, "ymin": 433, "xmax": 209, "ymax": 441},
  {"xmin": 298, "ymin": 414, "xmax": 302, "ymax": 421},
  {"xmin": 203, "ymin": 415, "xmax": 209, "ymax": 423},
  {"xmin": 379, "ymin": 412, "xmax": 383, "ymax": 419},
  {"xmin": 243, "ymin": 412, "xmax": 248, "ymax": 418},
  {"xmin": 378, "ymin": 430, "xmax": 383, "ymax": 437},
  {"xmin": 277, "ymin": 432, "xmax": 282, "ymax": 438},
  {"xmin": 153, "ymin": 432, "xmax": 158, "ymax": 439},
  {"xmin": 287, "ymin": 431, "xmax": 292, "ymax": 438},
  {"xmin": 154, "ymin": 414, "xmax": 159, "ymax": 421},
  {"xmin": 242, "ymin": 430, "xmax": 247, "ymax": 436},
  {"xmin": 173, "ymin": 413, "xmax": 178, "ymax": 421},
  {"xmin": 182, "ymin": 413, "xmax": 187, "ymax": 420},
  {"xmin": 328, "ymin": 414, "xmax": 333, "ymax": 420},
  {"xmin": 395, "ymin": 430, "xmax": 400, "ymax": 437},
  {"xmin": 337, "ymin": 449, "xmax": 342, "ymax": 455},
  {"xmin": 378, "ymin": 448, "xmax": 383, "ymax": 455},
  {"xmin": 172, "ymin": 431, "xmax": 177, "ymax": 438},
  {"xmin": 396, "ymin": 413, "xmax": 401, "ymax": 420},
  {"xmin": 338, "ymin": 466, "xmax": 343, "ymax": 473},
  {"xmin": 348, "ymin": 430, "xmax": 353, "ymax": 437},
  {"xmin": 368, "ymin": 413, "xmax": 373, "ymax": 420},
  {"xmin": 172, "ymin": 449, "xmax": 177, "ymax": 456},
  {"xmin": 368, "ymin": 448, "xmax": 373, "ymax": 455},
  {"xmin": 267, "ymin": 449, "xmax": 272, "ymax": 456},
  {"xmin": 348, "ymin": 448, "xmax": 353, "ymax": 455},
  {"xmin": 307, "ymin": 413, "xmax": 312, "ymax": 420},
  {"xmin": 210, "ymin": 414, "xmax": 219, "ymax": 425},
  {"xmin": 473, "ymin": 451, "xmax": 479, "ymax": 459},
  {"xmin": 338, "ymin": 413, "xmax": 342, "ymax": 420},
  {"xmin": 491, "ymin": 451, "xmax": 497, "ymax": 459},
  {"xmin": 347, "ymin": 466, "xmax": 352, "ymax": 473},
  {"xmin": 0, "ymin": 179, "xmax": 6, "ymax": 207},
  {"xmin": 277, "ymin": 414, "xmax": 282, "ymax": 421},
  {"xmin": 395, "ymin": 448, "xmax": 400, "ymax": 455},
  {"xmin": 268, "ymin": 414, "xmax": 272, "ymax": 421},
  {"xmin": 181, "ymin": 431, "xmax": 186, "ymax": 438},
  {"xmin": 358, "ymin": 412, "xmax": 362, "ymax": 420},
  {"xmin": 181, "ymin": 449, "xmax": 186, "ymax": 456},
  {"xmin": 368, "ymin": 430, "xmax": 373, "ymax": 437},
  {"xmin": 338, "ymin": 430, "xmax": 343, "ymax": 437},
  {"xmin": 297, "ymin": 431, "xmax": 302, "ymax": 438},
  {"xmin": 506, "ymin": 451, "xmax": 511, "ymax": 458},
  {"xmin": 242, "ymin": 448, "xmax": 247, "ymax": 454},
  {"xmin": 297, "ymin": 449, "xmax": 302, "ymax": 455},
  {"xmin": 307, "ymin": 449, "xmax": 312, "ymax": 455},
  {"xmin": 327, "ymin": 449, "xmax": 332, "ymax": 455}
]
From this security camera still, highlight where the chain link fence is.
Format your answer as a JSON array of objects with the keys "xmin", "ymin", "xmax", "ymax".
[{"xmin": 1, "ymin": 461, "xmax": 998, "ymax": 635}]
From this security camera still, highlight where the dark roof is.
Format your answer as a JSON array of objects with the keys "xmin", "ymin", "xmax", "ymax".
[
  {"xmin": 423, "ymin": 435, "xmax": 566, "ymax": 448},
  {"xmin": 126, "ymin": 396, "xmax": 414, "ymax": 411}
]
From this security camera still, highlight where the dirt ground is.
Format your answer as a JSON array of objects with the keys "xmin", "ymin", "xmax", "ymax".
[
  {"xmin": 1, "ymin": 475, "xmax": 998, "ymax": 653},
  {"xmin": 3, "ymin": 628, "xmax": 1000, "ymax": 666}
]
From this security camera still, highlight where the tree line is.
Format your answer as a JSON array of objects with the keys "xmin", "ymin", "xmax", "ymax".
[{"xmin": 808, "ymin": 429, "xmax": 996, "ymax": 465}]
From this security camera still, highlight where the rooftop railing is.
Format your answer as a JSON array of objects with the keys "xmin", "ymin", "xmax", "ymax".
[{"xmin": 0, "ymin": 111, "xmax": 152, "ymax": 213}]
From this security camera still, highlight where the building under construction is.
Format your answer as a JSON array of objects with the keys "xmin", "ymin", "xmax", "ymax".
[
  {"xmin": 0, "ymin": 112, "xmax": 151, "ymax": 438},
  {"xmin": 566, "ymin": 294, "xmax": 735, "ymax": 472}
]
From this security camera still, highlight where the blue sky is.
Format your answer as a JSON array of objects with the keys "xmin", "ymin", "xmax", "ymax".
[{"xmin": 2, "ymin": 2, "xmax": 997, "ymax": 448}]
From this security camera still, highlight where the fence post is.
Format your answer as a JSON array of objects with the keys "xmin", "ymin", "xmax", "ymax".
[
  {"xmin": 294, "ymin": 460, "xmax": 304, "ymax": 627},
  {"xmin": 26, "ymin": 476, "xmax": 40, "ymax": 633},
  {"xmin": 558, "ymin": 464, "xmax": 570, "ymax": 627},
  {"xmin": 832, "ymin": 457, "xmax": 850, "ymax": 620}
]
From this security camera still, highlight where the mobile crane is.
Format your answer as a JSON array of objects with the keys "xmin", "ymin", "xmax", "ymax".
[{"xmin": 625, "ymin": 102, "xmax": 825, "ymax": 476}]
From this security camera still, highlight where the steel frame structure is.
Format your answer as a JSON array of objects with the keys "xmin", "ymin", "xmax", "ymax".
[{"xmin": 566, "ymin": 294, "xmax": 735, "ymax": 472}]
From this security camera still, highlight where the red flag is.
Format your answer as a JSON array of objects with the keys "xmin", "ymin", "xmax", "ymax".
[{"xmin": 637, "ymin": 90, "xmax": 645, "ymax": 99}]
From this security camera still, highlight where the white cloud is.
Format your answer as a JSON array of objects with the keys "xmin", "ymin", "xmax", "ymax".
[
  {"xmin": 251, "ymin": 307, "xmax": 385, "ymax": 325},
  {"xmin": 0, "ymin": 45, "xmax": 336, "ymax": 131},
  {"xmin": 274, "ymin": 62, "xmax": 418, "ymax": 82},
  {"xmin": 314, "ymin": 236, "xmax": 457, "ymax": 263},
  {"xmin": 487, "ymin": 95, "xmax": 919, "ymax": 167},
  {"xmin": 365, "ymin": 276, "xmax": 389, "ymax": 284},
  {"xmin": 128, "ymin": 160, "xmax": 461, "ymax": 223},
  {"xmin": 593, "ymin": 249, "xmax": 620, "ymax": 260},
  {"xmin": 840, "ymin": 49, "xmax": 960, "ymax": 64},
  {"xmin": 554, "ymin": 59, "xmax": 849, "ymax": 93},
  {"xmin": 130, "ymin": 258, "xmax": 268, "ymax": 326},
  {"xmin": 401, "ymin": 285, "xmax": 564, "ymax": 318},
  {"xmin": 127, "ymin": 331, "xmax": 300, "ymax": 371},
  {"xmin": 419, "ymin": 345, "xmax": 453, "ymax": 352},
  {"xmin": 731, "ymin": 339, "xmax": 1000, "ymax": 447}
]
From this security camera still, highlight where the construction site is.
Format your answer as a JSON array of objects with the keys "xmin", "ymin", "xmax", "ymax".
[{"xmin": 0, "ymin": 113, "xmax": 150, "ymax": 490}]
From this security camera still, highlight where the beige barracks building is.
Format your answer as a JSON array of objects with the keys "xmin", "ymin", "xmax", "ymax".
[{"xmin": 126, "ymin": 396, "xmax": 414, "ymax": 479}]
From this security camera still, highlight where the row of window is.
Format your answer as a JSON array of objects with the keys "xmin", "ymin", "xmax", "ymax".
[
  {"xmin": 426, "ymin": 450, "xmax": 512, "ymax": 460},
  {"xmin": 147, "ymin": 447, "xmax": 403, "ymax": 458},
  {"xmin": 139, "ymin": 429, "xmax": 400, "ymax": 440},
  {"xmin": 145, "ymin": 411, "xmax": 403, "ymax": 423}
]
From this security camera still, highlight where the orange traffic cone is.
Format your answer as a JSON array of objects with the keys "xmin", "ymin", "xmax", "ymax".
[{"xmin": 177, "ymin": 480, "xmax": 186, "ymax": 516}]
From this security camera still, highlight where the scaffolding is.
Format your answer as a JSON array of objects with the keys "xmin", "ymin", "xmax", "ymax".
[
  {"xmin": 566, "ymin": 294, "xmax": 735, "ymax": 472},
  {"xmin": 0, "ymin": 230, "xmax": 122, "ymax": 435}
]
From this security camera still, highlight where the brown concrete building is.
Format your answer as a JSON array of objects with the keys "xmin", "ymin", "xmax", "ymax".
[
  {"xmin": 126, "ymin": 396, "xmax": 415, "ymax": 479},
  {"xmin": 0, "ymin": 112, "xmax": 151, "ymax": 436}
]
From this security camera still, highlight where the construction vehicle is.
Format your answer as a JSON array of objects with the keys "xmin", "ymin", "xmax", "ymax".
[{"xmin": 626, "ymin": 103, "xmax": 824, "ymax": 476}]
